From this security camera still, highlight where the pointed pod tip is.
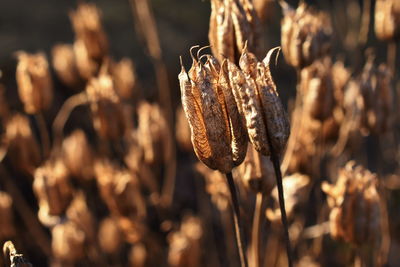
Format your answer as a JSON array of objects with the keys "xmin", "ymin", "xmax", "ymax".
[
  {"xmin": 189, "ymin": 45, "xmax": 200, "ymax": 61},
  {"xmin": 263, "ymin": 46, "xmax": 281, "ymax": 68}
]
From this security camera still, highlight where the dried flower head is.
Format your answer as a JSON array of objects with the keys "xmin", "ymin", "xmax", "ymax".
[
  {"xmin": 86, "ymin": 73, "xmax": 126, "ymax": 140},
  {"xmin": 33, "ymin": 158, "xmax": 72, "ymax": 217},
  {"xmin": 0, "ymin": 191, "xmax": 15, "ymax": 239},
  {"xmin": 52, "ymin": 44, "xmax": 81, "ymax": 88},
  {"xmin": 175, "ymin": 106, "xmax": 192, "ymax": 152},
  {"xmin": 98, "ymin": 217, "xmax": 122, "ymax": 254},
  {"xmin": 62, "ymin": 129, "xmax": 94, "ymax": 180},
  {"xmin": 73, "ymin": 39, "xmax": 99, "ymax": 80},
  {"xmin": 179, "ymin": 47, "xmax": 248, "ymax": 173},
  {"xmin": 322, "ymin": 161, "xmax": 383, "ymax": 247},
  {"xmin": 111, "ymin": 58, "xmax": 137, "ymax": 100},
  {"xmin": 209, "ymin": 0, "xmax": 261, "ymax": 63},
  {"xmin": 16, "ymin": 52, "xmax": 53, "ymax": 114},
  {"xmin": 66, "ymin": 192, "xmax": 95, "ymax": 242},
  {"xmin": 375, "ymin": 0, "xmax": 400, "ymax": 41},
  {"xmin": 51, "ymin": 220, "xmax": 85, "ymax": 262},
  {"xmin": 70, "ymin": 3, "xmax": 108, "ymax": 60},
  {"xmin": 137, "ymin": 101, "xmax": 171, "ymax": 165},
  {"xmin": 167, "ymin": 215, "xmax": 202, "ymax": 267},
  {"xmin": 5, "ymin": 113, "xmax": 40, "ymax": 175},
  {"xmin": 281, "ymin": 2, "xmax": 332, "ymax": 68}
]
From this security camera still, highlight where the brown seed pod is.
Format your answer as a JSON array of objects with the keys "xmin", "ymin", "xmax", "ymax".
[
  {"xmin": 62, "ymin": 129, "xmax": 94, "ymax": 180},
  {"xmin": 98, "ymin": 217, "xmax": 122, "ymax": 255},
  {"xmin": 5, "ymin": 113, "xmax": 40, "ymax": 175},
  {"xmin": 375, "ymin": 0, "xmax": 400, "ymax": 41},
  {"xmin": 52, "ymin": 44, "xmax": 82, "ymax": 88},
  {"xmin": 73, "ymin": 39, "xmax": 99, "ymax": 80},
  {"xmin": 69, "ymin": 3, "xmax": 108, "ymax": 60},
  {"xmin": 280, "ymin": 2, "xmax": 332, "ymax": 69},
  {"xmin": 129, "ymin": 243, "xmax": 147, "ymax": 267},
  {"xmin": 322, "ymin": 161, "xmax": 383, "ymax": 247},
  {"xmin": 16, "ymin": 52, "xmax": 53, "ymax": 114},
  {"xmin": 111, "ymin": 58, "xmax": 137, "ymax": 100},
  {"xmin": 86, "ymin": 73, "xmax": 126, "ymax": 140},
  {"xmin": 33, "ymin": 158, "xmax": 73, "ymax": 217},
  {"xmin": 52, "ymin": 220, "xmax": 85, "ymax": 262},
  {"xmin": 0, "ymin": 191, "xmax": 15, "ymax": 239},
  {"xmin": 176, "ymin": 106, "xmax": 193, "ymax": 152}
]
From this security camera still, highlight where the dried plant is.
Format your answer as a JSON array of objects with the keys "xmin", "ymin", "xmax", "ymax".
[
  {"xmin": 51, "ymin": 220, "xmax": 85, "ymax": 263},
  {"xmin": 280, "ymin": 2, "xmax": 332, "ymax": 69},
  {"xmin": 98, "ymin": 217, "xmax": 123, "ymax": 255},
  {"xmin": 52, "ymin": 44, "xmax": 82, "ymax": 88},
  {"xmin": 3, "ymin": 241, "xmax": 32, "ymax": 267},
  {"xmin": 374, "ymin": 0, "xmax": 400, "ymax": 41}
]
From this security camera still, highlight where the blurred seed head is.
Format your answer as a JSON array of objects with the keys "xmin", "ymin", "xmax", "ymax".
[
  {"xmin": 70, "ymin": 3, "xmax": 108, "ymax": 60},
  {"xmin": 322, "ymin": 161, "xmax": 383, "ymax": 247},
  {"xmin": 33, "ymin": 158, "xmax": 72, "ymax": 217},
  {"xmin": 375, "ymin": 0, "xmax": 400, "ymax": 41},
  {"xmin": 52, "ymin": 44, "xmax": 82, "ymax": 88},
  {"xmin": 73, "ymin": 39, "xmax": 99, "ymax": 80},
  {"xmin": 16, "ymin": 52, "xmax": 53, "ymax": 114},
  {"xmin": 86, "ymin": 73, "xmax": 126, "ymax": 140},
  {"xmin": 62, "ymin": 129, "xmax": 94, "ymax": 180},
  {"xmin": 175, "ymin": 106, "xmax": 193, "ymax": 152},
  {"xmin": 98, "ymin": 217, "xmax": 122, "ymax": 255},
  {"xmin": 128, "ymin": 243, "xmax": 147, "ymax": 267},
  {"xmin": 281, "ymin": 2, "xmax": 332, "ymax": 69},
  {"xmin": 5, "ymin": 113, "xmax": 40, "ymax": 175},
  {"xmin": 51, "ymin": 220, "xmax": 85, "ymax": 262},
  {"xmin": 111, "ymin": 58, "xmax": 137, "ymax": 100}
]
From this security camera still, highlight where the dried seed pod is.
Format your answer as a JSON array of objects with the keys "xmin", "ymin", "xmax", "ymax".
[
  {"xmin": 375, "ymin": 0, "xmax": 400, "ymax": 41},
  {"xmin": 179, "ymin": 52, "xmax": 233, "ymax": 173},
  {"xmin": 137, "ymin": 101, "xmax": 171, "ymax": 165},
  {"xmin": 66, "ymin": 192, "xmax": 95, "ymax": 242},
  {"xmin": 86, "ymin": 73, "xmax": 126, "ymax": 140},
  {"xmin": 5, "ymin": 113, "xmax": 40, "ymax": 175},
  {"xmin": 111, "ymin": 58, "xmax": 137, "ymax": 100},
  {"xmin": 52, "ymin": 44, "xmax": 81, "ymax": 88},
  {"xmin": 98, "ymin": 217, "xmax": 122, "ymax": 254},
  {"xmin": 167, "ymin": 215, "xmax": 202, "ymax": 267},
  {"xmin": 238, "ymin": 144, "xmax": 275, "ymax": 193},
  {"xmin": 62, "ymin": 129, "xmax": 94, "ymax": 180},
  {"xmin": 129, "ymin": 243, "xmax": 147, "ymax": 267},
  {"xmin": 73, "ymin": 39, "xmax": 98, "ymax": 80},
  {"xmin": 52, "ymin": 220, "xmax": 85, "ymax": 262},
  {"xmin": 70, "ymin": 3, "xmax": 108, "ymax": 60},
  {"xmin": 253, "ymin": 0, "xmax": 276, "ymax": 22},
  {"xmin": 0, "ymin": 191, "xmax": 15, "ymax": 239},
  {"xmin": 94, "ymin": 160, "xmax": 146, "ymax": 218},
  {"xmin": 280, "ymin": 2, "xmax": 332, "ymax": 68},
  {"xmin": 266, "ymin": 173, "xmax": 310, "ymax": 221},
  {"xmin": 33, "ymin": 158, "xmax": 72, "ymax": 216},
  {"xmin": 16, "ymin": 52, "xmax": 53, "ymax": 114},
  {"xmin": 322, "ymin": 161, "xmax": 383, "ymax": 246},
  {"xmin": 300, "ymin": 57, "xmax": 335, "ymax": 121}
]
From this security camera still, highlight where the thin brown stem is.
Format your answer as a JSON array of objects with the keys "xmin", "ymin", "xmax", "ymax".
[
  {"xmin": 251, "ymin": 192, "xmax": 264, "ymax": 267},
  {"xmin": 358, "ymin": 0, "xmax": 371, "ymax": 46},
  {"xmin": 52, "ymin": 91, "xmax": 88, "ymax": 147},
  {"xmin": 225, "ymin": 172, "xmax": 248, "ymax": 267},
  {"xmin": 35, "ymin": 112, "xmax": 50, "ymax": 159}
]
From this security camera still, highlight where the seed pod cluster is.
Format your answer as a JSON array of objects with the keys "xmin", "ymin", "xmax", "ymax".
[
  {"xmin": 375, "ymin": 0, "xmax": 400, "ymax": 41},
  {"xmin": 281, "ymin": 2, "xmax": 332, "ymax": 69},
  {"xmin": 86, "ymin": 73, "xmax": 126, "ymax": 140},
  {"xmin": 209, "ymin": 0, "xmax": 261, "ymax": 63},
  {"xmin": 16, "ymin": 52, "xmax": 53, "ymax": 114},
  {"xmin": 322, "ymin": 161, "xmax": 383, "ymax": 246}
]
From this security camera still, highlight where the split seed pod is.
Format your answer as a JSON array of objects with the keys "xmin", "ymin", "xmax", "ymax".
[
  {"xmin": 233, "ymin": 46, "xmax": 290, "ymax": 156},
  {"xmin": 16, "ymin": 52, "xmax": 53, "ymax": 114},
  {"xmin": 179, "ymin": 46, "xmax": 247, "ymax": 173},
  {"xmin": 375, "ymin": 0, "xmax": 400, "ymax": 41}
]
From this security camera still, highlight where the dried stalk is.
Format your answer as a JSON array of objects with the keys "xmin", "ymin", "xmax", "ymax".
[
  {"xmin": 35, "ymin": 112, "xmax": 50, "ymax": 159},
  {"xmin": 225, "ymin": 172, "xmax": 248, "ymax": 267},
  {"xmin": 52, "ymin": 91, "xmax": 88, "ymax": 147},
  {"xmin": 129, "ymin": 0, "xmax": 176, "ymax": 208},
  {"xmin": 251, "ymin": 192, "xmax": 264, "ymax": 267}
]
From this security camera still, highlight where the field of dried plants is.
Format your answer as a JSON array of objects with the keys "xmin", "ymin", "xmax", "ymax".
[{"xmin": 0, "ymin": 0, "xmax": 399, "ymax": 266}]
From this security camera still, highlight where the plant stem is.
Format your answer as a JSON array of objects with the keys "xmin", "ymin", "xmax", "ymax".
[
  {"xmin": 251, "ymin": 192, "xmax": 264, "ymax": 267},
  {"xmin": 225, "ymin": 172, "xmax": 248, "ymax": 267},
  {"xmin": 35, "ymin": 112, "xmax": 50, "ymax": 159}
]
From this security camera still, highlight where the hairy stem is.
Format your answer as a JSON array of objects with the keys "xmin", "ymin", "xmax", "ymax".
[{"xmin": 225, "ymin": 172, "xmax": 248, "ymax": 267}]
